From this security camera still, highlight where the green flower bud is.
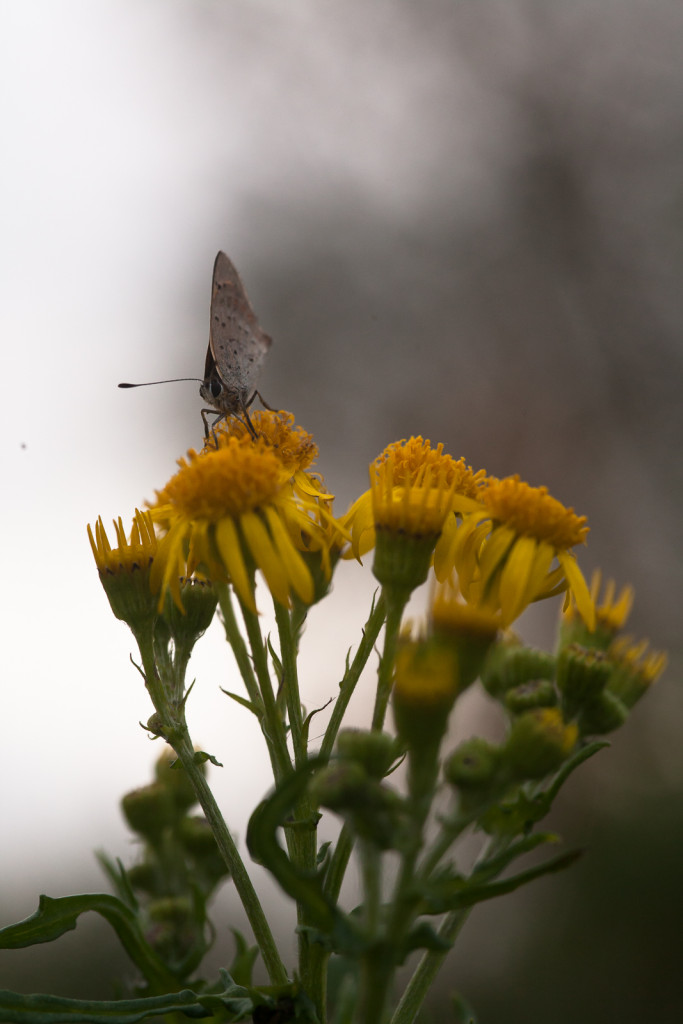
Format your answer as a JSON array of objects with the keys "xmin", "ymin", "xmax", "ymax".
[
  {"xmin": 161, "ymin": 576, "xmax": 218, "ymax": 649},
  {"xmin": 309, "ymin": 762, "xmax": 369, "ymax": 812},
  {"xmin": 154, "ymin": 746, "xmax": 203, "ymax": 811},
  {"xmin": 444, "ymin": 738, "xmax": 502, "ymax": 790},
  {"xmin": 121, "ymin": 782, "xmax": 177, "ymax": 842},
  {"xmin": 126, "ymin": 862, "xmax": 162, "ymax": 896},
  {"xmin": 336, "ymin": 729, "xmax": 400, "ymax": 779},
  {"xmin": 578, "ymin": 691, "xmax": 629, "ymax": 736},
  {"xmin": 177, "ymin": 815, "xmax": 230, "ymax": 885},
  {"xmin": 309, "ymin": 763, "xmax": 408, "ymax": 849},
  {"xmin": 481, "ymin": 639, "xmax": 555, "ymax": 698},
  {"xmin": 505, "ymin": 679, "xmax": 557, "ymax": 714},
  {"xmin": 504, "ymin": 708, "xmax": 577, "ymax": 781},
  {"xmin": 557, "ymin": 644, "xmax": 612, "ymax": 717}
]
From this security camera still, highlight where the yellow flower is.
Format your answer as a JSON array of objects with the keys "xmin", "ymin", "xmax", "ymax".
[
  {"xmin": 566, "ymin": 569, "xmax": 633, "ymax": 632},
  {"xmin": 430, "ymin": 578, "xmax": 502, "ymax": 640},
  {"xmin": 439, "ymin": 475, "xmax": 595, "ymax": 630},
  {"xmin": 87, "ymin": 510, "xmax": 159, "ymax": 629},
  {"xmin": 343, "ymin": 437, "xmax": 485, "ymax": 557},
  {"xmin": 429, "ymin": 578, "xmax": 502, "ymax": 688},
  {"xmin": 342, "ymin": 437, "xmax": 485, "ymax": 599},
  {"xmin": 149, "ymin": 436, "xmax": 340, "ymax": 613},
  {"xmin": 607, "ymin": 635, "xmax": 667, "ymax": 708},
  {"xmin": 88, "ymin": 508, "xmax": 157, "ymax": 573},
  {"xmin": 392, "ymin": 640, "xmax": 460, "ymax": 751}
]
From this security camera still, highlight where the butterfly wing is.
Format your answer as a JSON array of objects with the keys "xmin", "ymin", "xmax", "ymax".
[{"xmin": 207, "ymin": 252, "xmax": 272, "ymax": 409}]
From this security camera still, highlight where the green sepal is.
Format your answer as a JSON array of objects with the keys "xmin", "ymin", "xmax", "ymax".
[
  {"xmin": 0, "ymin": 894, "xmax": 177, "ymax": 992},
  {"xmin": 0, "ymin": 987, "xmax": 210, "ymax": 1024}
]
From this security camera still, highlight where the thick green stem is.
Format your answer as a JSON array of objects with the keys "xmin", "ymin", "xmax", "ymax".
[{"xmin": 320, "ymin": 592, "xmax": 387, "ymax": 760}]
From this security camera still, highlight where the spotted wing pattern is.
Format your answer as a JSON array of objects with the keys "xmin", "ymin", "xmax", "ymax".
[{"xmin": 201, "ymin": 251, "xmax": 272, "ymax": 417}]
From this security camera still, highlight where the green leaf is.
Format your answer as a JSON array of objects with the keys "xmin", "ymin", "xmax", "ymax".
[
  {"xmin": 193, "ymin": 751, "xmax": 223, "ymax": 768},
  {"xmin": 0, "ymin": 894, "xmax": 177, "ymax": 992},
  {"xmin": 94, "ymin": 853, "xmax": 138, "ymax": 911},
  {"xmin": 246, "ymin": 760, "xmax": 337, "ymax": 933},
  {"xmin": 400, "ymin": 921, "xmax": 453, "ymax": 958},
  {"xmin": 220, "ymin": 688, "xmax": 264, "ymax": 719},
  {"xmin": 227, "ymin": 929, "xmax": 259, "ymax": 988},
  {"xmin": 0, "ymin": 988, "xmax": 208, "ymax": 1024},
  {"xmin": 424, "ymin": 849, "xmax": 583, "ymax": 913}
]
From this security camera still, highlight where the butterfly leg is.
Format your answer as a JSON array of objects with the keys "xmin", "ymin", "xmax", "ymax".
[
  {"xmin": 201, "ymin": 408, "xmax": 223, "ymax": 449},
  {"xmin": 239, "ymin": 398, "xmax": 260, "ymax": 440},
  {"xmin": 250, "ymin": 389, "xmax": 277, "ymax": 413}
]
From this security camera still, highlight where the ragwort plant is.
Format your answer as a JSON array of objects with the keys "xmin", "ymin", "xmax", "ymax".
[{"xmin": 0, "ymin": 413, "xmax": 666, "ymax": 1024}]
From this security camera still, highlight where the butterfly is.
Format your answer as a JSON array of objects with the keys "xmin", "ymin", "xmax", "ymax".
[
  {"xmin": 119, "ymin": 252, "xmax": 272, "ymax": 440},
  {"xmin": 199, "ymin": 251, "xmax": 273, "ymax": 440}
]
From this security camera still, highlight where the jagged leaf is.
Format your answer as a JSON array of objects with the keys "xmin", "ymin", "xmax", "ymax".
[
  {"xmin": 0, "ymin": 894, "xmax": 177, "ymax": 991},
  {"xmin": 0, "ymin": 988, "xmax": 208, "ymax": 1024}
]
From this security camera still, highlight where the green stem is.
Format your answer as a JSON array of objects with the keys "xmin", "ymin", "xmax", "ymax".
[
  {"xmin": 272, "ymin": 601, "xmax": 324, "ymax": 1013},
  {"xmin": 388, "ymin": 910, "xmax": 470, "ymax": 1024},
  {"xmin": 324, "ymin": 823, "xmax": 354, "ymax": 906},
  {"xmin": 320, "ymin": 592, "xmax": 387, "ymax": 760},
  {"xmin": 389, "ymin": 834, "xmax": 506, "ymax": 1024},
  {"xmin": 273, "ymin": 600, "xmax": 305, "ymax": 767},
  {"xmin": 371, "ymin": 592, "xmax": 406, "ymax": 732},
  {"xmin": 215, "ymin": 583, "xmax": 263, "ymax": 714},
  {"xmin": 136, "ymin": 634, "xmax": 288, "ymax": 986},
  {"xmin": 238, "ymin": 598, "xmax": 292, "ymax": 783}
]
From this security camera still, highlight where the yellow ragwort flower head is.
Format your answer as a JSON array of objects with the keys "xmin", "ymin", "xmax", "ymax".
[
  {"xmin": 607, "ymin": 635, "xmax": 668, "ymax": 708},
  {"xmin": 437, "ymin": 474, "xmax": 595, "ymax": 629},
  {"xmin": 567, "ymin": 569, "xmax": 634, "ymax": 632},
  {"xmin": 87, "ymin": 509, "xmax": 159, "ymax": 628},
  {"xmin": 88, "ymin": 508, "xmax": 157, "ymax": 574},
  {"xmin": 203, "ymin": 408, "xmax": 318, "ymax": 476},
  {"xmin": 343, "ymin": 437, "xmax": 485, "ymax": 558},
  {"xmin": 149, "ymin": 435, "xmax": 340, "ymax": 613}
]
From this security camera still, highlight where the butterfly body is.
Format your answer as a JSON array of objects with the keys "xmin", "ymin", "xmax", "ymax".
[{"xmin": 199, "ymin": 251, "xmax": 272, "ymax": 434}]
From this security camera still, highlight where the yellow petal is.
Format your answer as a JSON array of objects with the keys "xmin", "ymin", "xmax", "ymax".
[
  {"xmin": 240, "ymin": 511, "xmax": 291, "ymax": 607},
  {"xmin": 499, "ymin": 535, "xmax": 538, "ymax": 624},
  {"xmin": 215, "ymin": 517, "xmax": 257, "ymax": 613},
  {"xmin": 264, "ymin": 506, "xmax": 314, "ymax": 605},
  {"xmin": 557, "ymin": 551, "xmax": 595, "ymax": 631}
]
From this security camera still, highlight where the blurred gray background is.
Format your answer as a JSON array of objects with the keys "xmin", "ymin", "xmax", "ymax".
[{"xmin": 2, "ymin": 1, "xmax": 683, "ymax": 1020}]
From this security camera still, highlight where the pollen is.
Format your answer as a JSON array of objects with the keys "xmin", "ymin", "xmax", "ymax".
[
  {"xmin": 208, "ymin": 409, "xmax": 318, "ymax": 474},
  {"xmin": 158, "ymin": 439, "xmax": 286, "ymax": 521},
  {"xmin": 378, "ymin": 437, "xmax": 486, "ymax": 499},
  {"xmin": 482, "ymin": 476, "xmax": 589, "ymax": 549}
]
